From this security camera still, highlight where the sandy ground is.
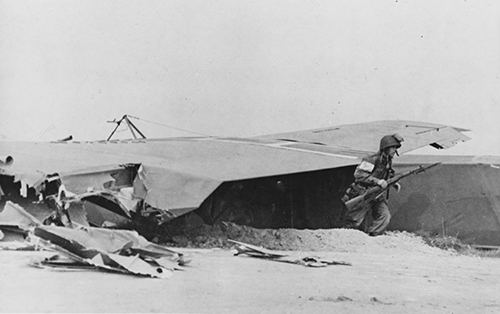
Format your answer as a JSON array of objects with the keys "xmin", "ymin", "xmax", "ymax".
[{"xmin": 1, "ymin": 231, "xmax": 500, "ymax": 313}]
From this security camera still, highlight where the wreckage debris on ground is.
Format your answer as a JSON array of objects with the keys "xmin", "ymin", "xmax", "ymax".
[
  {"xmin": 0, "ymin": 201, "xmax": 188, "ymax": 278},
  {"xmin": 229, "ymin": 239, "xmax": 352, "ymax": 267},
  {"xmin": 32, "ymin": 225, "xmax": 188, "ymax": 278},
  {"xmin": 2, "ymin": 199, "xmax": 491, "ymax": 280},
  {"xmin": 0, "ymin": 201, "xmax": 40, "ymax": 248}
]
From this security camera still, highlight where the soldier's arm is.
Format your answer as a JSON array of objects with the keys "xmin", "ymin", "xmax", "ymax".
[
  {"xmin": 354, "ymin": 160, "xmax": 388, "ymax": 188},
  {"xmin": 353, "ymin": 160, "xmax": 381, "ymax": 186}
]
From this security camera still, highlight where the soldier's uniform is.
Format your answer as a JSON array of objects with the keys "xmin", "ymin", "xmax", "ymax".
[{"xmin": 342, "ymin": 134, "xmax": 402, "ymax": 236}]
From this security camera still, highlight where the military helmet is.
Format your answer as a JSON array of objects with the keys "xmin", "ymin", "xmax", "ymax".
[{"xmin": 379, "ymin": 134, "xmax": 403, "ymax": 151}]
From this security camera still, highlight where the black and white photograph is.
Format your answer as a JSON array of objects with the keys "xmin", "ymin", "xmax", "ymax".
[{"xmin": 1, "ymin": 0, "xmax": 499, "ymax": 313}]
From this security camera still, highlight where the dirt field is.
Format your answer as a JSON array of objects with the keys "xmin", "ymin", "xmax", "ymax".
[{"xmin": 1, "ymin": 229, "xmax": 500, "ymax": 313}]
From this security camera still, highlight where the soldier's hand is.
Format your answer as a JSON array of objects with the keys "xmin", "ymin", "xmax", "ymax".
[
  {"xmin": 377, "ymin": 179, "xmax": 388, "ymax": 189},
  {"xmin": 393, "ymin": 182, "xmax": 402, "ymax": 192}
]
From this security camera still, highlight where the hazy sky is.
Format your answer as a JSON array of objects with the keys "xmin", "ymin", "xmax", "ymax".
[{"xmin": 1, "ymin": 0, "xmax": 499, "ymax": 155}]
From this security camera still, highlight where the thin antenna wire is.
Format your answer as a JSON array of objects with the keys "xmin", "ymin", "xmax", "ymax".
[{"xmin": 130, "ymin": 116, "xmax": 212, "ymax": 137}]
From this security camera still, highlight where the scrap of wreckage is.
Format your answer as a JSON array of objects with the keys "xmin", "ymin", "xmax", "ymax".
[
  {"xmin": 0, "ymin": 201, "xmax": 187, "ymax": 277},
  {"xmin": 229, "ymin": 239, "xmax": 352, "ymax": 267},
  {"xmin": 0, "ymin": 120, "xmax": 471, "ymax": 275}
]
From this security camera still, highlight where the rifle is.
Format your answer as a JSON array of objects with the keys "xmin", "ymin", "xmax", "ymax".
[{"xmin": 343, "ymin": 162, "xmax": 441, "ymax": 212}]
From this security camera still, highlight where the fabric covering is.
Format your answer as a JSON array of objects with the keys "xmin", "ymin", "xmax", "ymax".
[{"xmin": 390, "ymin": 155, "xmax": 500, "ymax": 246}]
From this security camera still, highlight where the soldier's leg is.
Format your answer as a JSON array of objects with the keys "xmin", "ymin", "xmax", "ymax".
[
  {"xmin": 366, "ymin": 200, "xmax": 391, "ymax": 236},
  {"xmin": 343, "ymin": 203, "xmax": 372, "ymax": 229}
]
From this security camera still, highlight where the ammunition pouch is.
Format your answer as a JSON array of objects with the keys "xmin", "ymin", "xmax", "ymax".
[{"xmin": 341, "ymin": 183, "xmax": 367, "ymax": 203}]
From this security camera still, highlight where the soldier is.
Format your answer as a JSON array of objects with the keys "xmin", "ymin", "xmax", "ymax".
[{"xmin": 342, "ymin": 134, "xmax": 403, "ymax": 236}]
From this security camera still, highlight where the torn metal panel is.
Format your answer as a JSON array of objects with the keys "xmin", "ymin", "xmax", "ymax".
[
  {"xmin": 113, "ymin": 187, "xmax": 138, "ymax": 211},
  {"xmin": 134, "ymin": 165, "xmax": 221, "ymax": 217},
  {"xmin": 83, "ymin": 201, "xmax": 131, "ymax": 228},
  {"xmin": 77, "ymin": 191, "xmax": 134, "ymax": 218},
  {"xmin": 35, "ymin": 226, "xmax": 159, "ymax": 253},
  {"xmin": 106, "ymin": 253, "xmax": 172, "ymax": 278},
  {"xmin": 0, "ymin": 201, "xmax": 41, "ymax": 228},
  {"xmin": 33, "ymin": 225, "xmax": 185, "ymax": 277},
  {"xmin": 229, "ymin": 240, "xmax": 351, "ymax": 267},
  {"xmin": 0, "ymin": 202, "xmax": 41, "ymax": 247},
  {"xmin": 0, "ymin": 169, "xmax": 46, "ymax": 191},
  {"xmin": 0, "ymin": 226, "xmax": 28, "ymax": 242},
  {"xmin": 30, "ymin": 255, "xmax": 98, "ymax": 271},
  {"xmin": 0, "ymin": 241, "xmax": 38, "ymax": 251},
  {"xmin": 65, "ymin": 204, "xmax": 90, "ymax": 226},
  {"xmin": 59, "ymin": 164, "xmax": 137, "ymax": 194},
  {"xmin": 60, "ymin": 186, "xmax": 140, "ymax": 225}
]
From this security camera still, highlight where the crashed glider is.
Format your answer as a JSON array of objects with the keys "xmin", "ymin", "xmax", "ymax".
[{"xmin": 0, "ymin": 120, "xmax": 469, "ymax": 226}]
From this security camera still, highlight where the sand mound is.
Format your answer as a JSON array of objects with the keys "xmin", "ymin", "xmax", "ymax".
[{"xmin": 168, "ymin": 222, "xmax": 449, "ymax": 255}]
